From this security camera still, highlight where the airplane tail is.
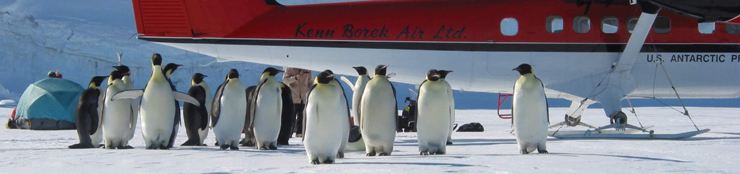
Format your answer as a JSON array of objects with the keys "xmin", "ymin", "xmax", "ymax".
[{"xmin": 131, "ymin": 0, "xmax": 281, "ymax": 37}]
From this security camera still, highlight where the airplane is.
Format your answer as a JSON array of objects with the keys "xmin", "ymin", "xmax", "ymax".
[{"xmin": 129, "ymin": 0, "xmax": 739, "ymax": 139}]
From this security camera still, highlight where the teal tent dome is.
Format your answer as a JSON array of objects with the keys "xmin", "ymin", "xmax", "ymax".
[{"xmin": 14, "ymin": 78, "xmax": 84, "ymax": 130}]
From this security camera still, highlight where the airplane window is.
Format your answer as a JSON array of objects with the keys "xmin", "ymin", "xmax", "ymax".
[
  {"xmin": 573, "ymin": 16, "xmax": 590, "ymax": 33},
  {"xmin": 698, "ymin": 22, "xmax": 715, "ymax": 34},
  {"xmin": 726, "ymin": 24, "xmax": 740, "ymax": 34},
  {"xmin": 627, "ymin": 16, "xmax": 638, "ymax": 33},
  {"xmin": 546, "ymin": 15, "xmax": 563, "ymax": 33},
  {"xmin": 601, "ymin": 16, "xmax": 618, "ymax": 33},
  {"xmin": 653, "ymin": 16, "xmax": 670, "ymax": 34},
  {"xmin": 501, "ymin": 18, "xmax": 518, "ymax": 36}
]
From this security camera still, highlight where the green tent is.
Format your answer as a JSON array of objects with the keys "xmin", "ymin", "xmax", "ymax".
[{"xmin": 13, "ymin": 78, "xmax": 84, "ymax": 130}]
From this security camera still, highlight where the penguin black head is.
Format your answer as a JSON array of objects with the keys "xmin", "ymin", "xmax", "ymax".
[
  {"xmin": 163, "ymin": 63, "xmax": 183, "ymax": 75},
  {"xmin": 110, "ymin": 70, "xmax": 124, "ymax": 80},
  {"xmin": 426, "ymin": 69, "xmax": 440, "ymax": 81},
  {"xmin": 89, "ymin": 76, "xmax": 108, "ymax": 87},
  {"xmin": 192, "ymin": 73, "xmax": 207, "ymax": 84},
  {"xmin": 437, "ymin": 70, "xmax": 453, "ymax": 79},
  {"xmin": 374, "ymin": 65, "xmax": 388, "ymax": 76},
  {"xmin": 112, "ymin": 65, "xmax": 131, "ymax": 75},
  {"xmin": 352, "ymin": 66, "xmax": 368, "ymax": 75},
  {"xmin": 151, "ymin": 53, "xmax": 162, "ymax": 66},
  {"xmin": 316, "ymin": 70, "xmax": 335, "ymax": 84},
  {"xmin": 227, "ymin": 69, "xmax": 240, "ymax": 79},
  {"xmin": 262, "ymin": 67, "xmax": 283, "ymax": 76},
  {"xmin": 513, "ymin": 64, "xmax": 533, "ymax": 75}
]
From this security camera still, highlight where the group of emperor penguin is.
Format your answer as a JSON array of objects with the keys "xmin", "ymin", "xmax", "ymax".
[
  {"xmin": 70, "ymin": 53, "xmax": 205, "ymax": 149},
  {"xmin": 69, "ymin": 56, "xmax": 549, "ymax": 161}
]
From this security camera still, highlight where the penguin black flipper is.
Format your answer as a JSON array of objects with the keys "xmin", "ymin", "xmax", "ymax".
[
  {"xmin": 249, "ymin": 78, "xmax": 269, "ymax": 129},
  {"xmin": 211, "ymin": 81, "xmax": 227, "ymax": 127},
  {"xmin": 302, "ymin": 83, "xmax": 317, "ymax": 142},
  {"xmin": 168, "ymin": 84, "xmax": 180, "ymax": 148},
  {"xmin": 277, "ymin": 83, "xmax": 295, "ymax": 145},
  {"xmin": 537, "ymin": 76, "xmax": 549, "ymax": 124},
  {"xmin": 89, "ymin": 102, "xmax": 100, "ymax": 135},
  {"xmin": 335, "ymin": 79, "xmax": 353, "ymax": 127},
  {"xmin": 390, "ymin": 80, "xmax": 398, "ymax": 126}
]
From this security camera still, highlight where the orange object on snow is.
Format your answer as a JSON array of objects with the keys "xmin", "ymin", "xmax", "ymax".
[{"xmin": 11, "ymin": 108, "xmax": 16, "ymax": 120}]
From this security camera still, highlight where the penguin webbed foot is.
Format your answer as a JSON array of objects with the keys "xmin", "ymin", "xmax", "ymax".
[
  {"xmin": 538, "ymin": 149, "xmax": 549, "ymax": 154},
  {"xmin": 378, "ymin": 152, "xmax": 389, "ymax": 156},
  {"xmin": 322, "ymin": 159, "xmax": 334, "ymax": 164},
  {"xmin": 219, "ymin": 145, "xmax": 229, "ymax": 150},
  {"xmin": 240, "ymin": 139, "xmax": 255, "ymax": 147},
  {"xmin": 159, "ymin": 144, "xmax": 170, "ymax": 150},
  {"xmin": 446, "ymin": 141, "xmax": 453, "ymax": 145},
  {"xmin": 122, "ymin": 145, "xmax": 134, "ymax": 149},
  {"xmin": 433, "ymin": 151, "xmax": 446, "ymax": 155},
  {"xmin": 310, "ymin": 159, "xmax": 321, "ymax": 165},
  {"xmin": 420, "ymin": 151, "xmax": 429, "ymax": 155},
  {"xmin": 68, "ymin": 143, "xmax": 95, "ymax": 149},
  {"xmin": 366, "ymin": 151, "xmax": 376, "ymax": 156},
  {"xmin": 336, "ymin": 152, "xmax": 344, "ymax": 159},
  {"xmin": 520, "ymin": 150, "xmax": 530, "ymax": 154},
  {"xmin": 268, "ymin": 144, "xmax": 278, "ymax": 150},
  {"xmin": 230, "ymin": 146, "xmax": 239, "ymax": 150}
]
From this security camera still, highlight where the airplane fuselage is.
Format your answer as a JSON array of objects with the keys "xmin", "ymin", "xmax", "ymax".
[{"xmin": 133, "ymin": 0, "xmax": 740, "ymax": 100}]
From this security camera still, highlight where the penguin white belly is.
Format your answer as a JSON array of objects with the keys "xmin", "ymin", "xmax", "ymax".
[
  {"xmin": 254, "ymin": 84, "xmax": 282, "ymax": 148},
  {"xmin": 351, "ymin": 77, "xmax": 368, "ymax": 126},
  {"xmin": 140, "ymin": 82, "xmax": 176, "ymax": 147},
  {"xmin": 304, "ymin": 88, "xmax": 344, "ymax": 162},
  {"xmin": 103, "ymin": 87, "xmax": 133, "ymax": 148},
  {"xmin": 90, "ymin": 94, "xmax": 105, "ymax": 146},
  {"xmin": 417, "ymin": 84, "xmax": 451, "ymax": 154},
  {"xmin": 213, "ymin": 86, "xmax": 246, "ymax": 147},
  {"xmin": 360, "ymin": 79, "xmax": 396, "ymax": 154},
  {"xmin": 513, "ymin": 82, "xmax": 548, "ymax": 153}
]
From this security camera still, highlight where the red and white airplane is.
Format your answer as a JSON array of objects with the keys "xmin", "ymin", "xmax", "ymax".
[{"xmin": 131, "ymin": 0, "xmax": 739, "ymax": 138}]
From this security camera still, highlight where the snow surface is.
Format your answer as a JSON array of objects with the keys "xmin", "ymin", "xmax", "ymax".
[{"xmin": 2, "ymin": 107, "xmax": 739, "ymax": 173}]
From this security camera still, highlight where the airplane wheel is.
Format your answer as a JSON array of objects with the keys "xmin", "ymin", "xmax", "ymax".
[
  {"xmin": 609, "ymin": 111, "xmax": 628, "ymax": 125},
  {"xmin": 565, "ymin": 115, "xmax": 581, "ymax": 126}
]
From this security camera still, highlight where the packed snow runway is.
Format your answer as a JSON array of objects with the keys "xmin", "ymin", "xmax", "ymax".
[{"xmin": 2, "ymin": 107, "xmax": 739, "ymax": 173}]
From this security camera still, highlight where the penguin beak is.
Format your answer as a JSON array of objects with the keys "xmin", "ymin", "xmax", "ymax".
[{"xmin": 512, "ymin": 68, "xmax": 520, "ymax": 71}]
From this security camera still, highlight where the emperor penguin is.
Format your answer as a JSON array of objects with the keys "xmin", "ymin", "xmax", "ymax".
[
  {"xmin": 512, "ymin": 64, "xmax": 549, "ymax": 154},
  {"xmin": 303, "ymin": 70, "xmax": 345, "ymax": 164},
  {"xmin": 416, "ymin": 70, "xmax": 453, "ymax": 155},
  {"xmin": 360, "ymin": 65, "xmax": 397, "ymax": 156},
  {"xmin": 324, "ymin": 70, "xmax": 351, "ymax": 158},
  {"xmin": 211, "ymin": 69, "xmax": 247, "ymax": 150},
  {"xmin": 102, "ymin": 71, "xmax": 135, "ymax": 149},
  {"xmin": 182, "ymin": 73, "xmax": 211, "ymax": 146},
  {"xmin": 112, "ymin": 54, "xmax": 201, "ymax": 149},
  {"xmin": 341, "ymin": 66, "xmax": 370, "ymax": 152},
  {"xmin": 69, "ymin": 76, "xmax": 107, "ymax": 149},
  {"xmin": 277, "ymin": 83, "xmax": 295, "ymax": 145},
  {"xmin": 350, "ymin": 66, "xmax": 370, "ymax": 126},
  {"xmin": 163, "ymin": 63, "xmax": 183, "ymax": 148},
  {"xmin": 112, "ymin": 65, "xmax": 138, "ymax": 146},
  {"xmin": 249, "ymin": 67, "xmax": 285, "ymax": 150},
  {"xmin": 437, "ymin": 70, "xmax": 455, "ymax": 145},
  {"xmin": 240, "ymin": 86, "xmax": 258, "ymax": 147}
]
